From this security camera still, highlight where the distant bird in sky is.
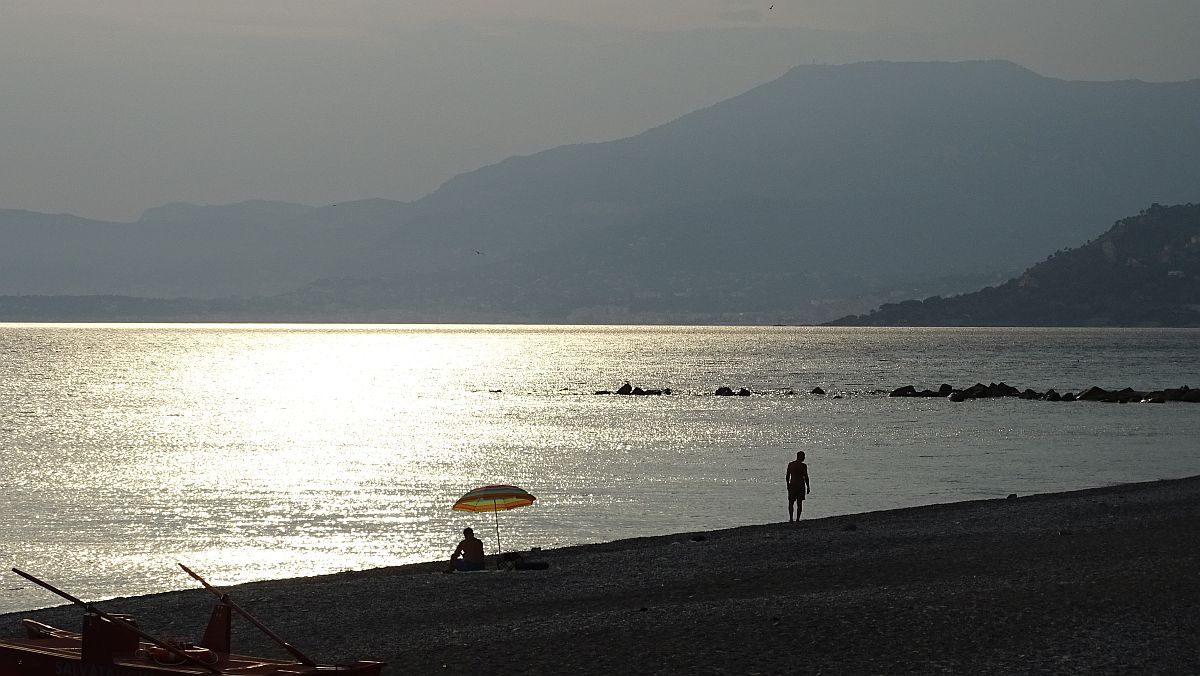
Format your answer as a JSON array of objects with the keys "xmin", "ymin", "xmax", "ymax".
[
  {"xmin": 474, "ymin": 250, "xmax": 484, "ymax": 255},
  {"xmin": 769, "ymin": 4, "xmax": 774, "ymax": 9}
]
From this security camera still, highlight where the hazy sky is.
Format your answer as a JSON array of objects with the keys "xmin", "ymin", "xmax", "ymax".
[{"xmin": 3, "ymin": 1, "xmax": 1198, "ymax": 221}]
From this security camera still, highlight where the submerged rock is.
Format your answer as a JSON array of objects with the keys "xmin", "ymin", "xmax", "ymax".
[
  {"xmin": 1077, "ymin": 386, "xmax": 1109, "ymax": 401},
  {"xmin": 962, "ymin": 383, "xmax": 989, "ymax": 398},
  {"xmin": 600, "ymin": 382, "xmax": 670, "ymax": 395}
]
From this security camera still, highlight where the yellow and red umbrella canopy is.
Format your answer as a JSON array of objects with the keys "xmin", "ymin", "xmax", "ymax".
[{"xmin": 452, "ymin": 485, "xmax": 537, "ymax": 512}]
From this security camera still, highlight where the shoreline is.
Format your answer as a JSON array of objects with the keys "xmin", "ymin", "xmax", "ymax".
[{"xmin": 7, "ymin": 476, "xmax": 1200, "ymax": 674}]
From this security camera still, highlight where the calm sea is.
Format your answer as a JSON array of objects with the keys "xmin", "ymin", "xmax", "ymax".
[{"xmin": 2, "ymin": 324, "xmax": 1199, "ymax": 614}]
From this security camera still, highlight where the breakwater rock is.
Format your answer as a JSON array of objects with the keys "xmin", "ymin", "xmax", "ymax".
[
  {"xmin": 595, "ymin": 382, "xmax": 672, "ymax": 395},
  {"xmin": 890, "ymin": 383, "xmax": 1200, "ymax": 403}
]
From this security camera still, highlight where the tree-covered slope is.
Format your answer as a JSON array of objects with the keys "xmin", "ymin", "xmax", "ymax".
[{"xmin": 828, "ymin": 203, "xmax": 1200, "ymax": 326}]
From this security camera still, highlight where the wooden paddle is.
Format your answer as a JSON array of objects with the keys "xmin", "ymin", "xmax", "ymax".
[
  {"xmin": 11, "ymin": 567, "xmax": 222, "ymax": 674},
  {"xmin": 178, "ymin": 563, "xmax": 317, "ymax": 666}
]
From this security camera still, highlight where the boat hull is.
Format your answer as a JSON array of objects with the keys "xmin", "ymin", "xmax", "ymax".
[
  {"xmin": 0, "ymin": 619, "xmax": 384, "ymax": 676},
  {"xmin": 0, "ymin": 639, "xmax": 385, "ymax": 675}
]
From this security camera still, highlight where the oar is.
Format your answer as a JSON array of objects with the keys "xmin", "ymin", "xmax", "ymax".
[
  {"xmin": 10, "ymin": 567, "xmax": 222, "ymax": 674},
  {"xmin": 178, "ymin": 563, "xmax": 317, "ymax": 666}
]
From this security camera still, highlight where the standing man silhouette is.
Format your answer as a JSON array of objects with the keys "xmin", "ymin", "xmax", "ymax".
[{"xmin": 786, "ymin": 451, "xmax": 811, "ymax": 522}]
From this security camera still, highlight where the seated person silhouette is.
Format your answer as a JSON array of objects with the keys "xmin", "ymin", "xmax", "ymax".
[{"xmin": 448, "ymin": 527, "xmax": 486, "ymax": 572}]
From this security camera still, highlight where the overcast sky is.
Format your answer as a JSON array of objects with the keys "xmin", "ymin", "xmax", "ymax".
[{"xmin": 3, "ymin": 1, "xmax": 1198, "ymax": 221}]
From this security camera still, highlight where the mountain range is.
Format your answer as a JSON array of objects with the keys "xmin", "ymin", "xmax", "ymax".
[{"xmin": 3, "ymin": 60, "xmax": 1199, "ymax": 323}]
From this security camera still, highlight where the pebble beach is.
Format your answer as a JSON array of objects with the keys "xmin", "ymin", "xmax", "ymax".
[{"xmin": 6, "ymin": 476, "xmax": 1200, "ymax": 674}]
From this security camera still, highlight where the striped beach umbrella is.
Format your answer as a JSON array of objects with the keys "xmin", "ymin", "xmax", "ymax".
[{"xmin": 452, "ymin": 485, "xmax": 537, "ymax": 555}]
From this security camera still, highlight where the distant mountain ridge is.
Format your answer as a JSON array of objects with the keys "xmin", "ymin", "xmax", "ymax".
[
  {"xmin": 2, "ymin": 60, "xmax": 1200, "ymax": 323},
  {"xmin": 398, "ymin": 60, "xmax": 1200, "ymax": 271},
  {"xmin": 828, "ymin": 203, "xmax": 1200, "ymax": 326},
  {"xmin": 0, "ymin": 199, "xmax": 412, "ymax": 298},
  {"xmin": 137, "ymin": 200, "xmax": 314, "ymax": 226}
]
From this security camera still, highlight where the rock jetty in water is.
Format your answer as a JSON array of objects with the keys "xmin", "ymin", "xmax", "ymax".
[
  {"xmin": 889, "ymin": 383, "xmax": 1200, "ymax": 404},
  {"xmin": 595, "ymin": 382, "xmax": 671, "ymax": 395}
]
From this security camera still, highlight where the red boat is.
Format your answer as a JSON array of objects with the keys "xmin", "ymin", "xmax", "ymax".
[{"xmin": 0, "ymin": 567, "xmax": 384, "ymax": 675}]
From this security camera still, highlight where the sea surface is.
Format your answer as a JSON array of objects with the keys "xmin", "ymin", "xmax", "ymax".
[{"xmin": 2, "ymin": 324, "xmax": 1199, "ymax": 615}]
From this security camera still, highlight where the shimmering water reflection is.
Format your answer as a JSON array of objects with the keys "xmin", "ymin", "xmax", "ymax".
[{"xmin": 2, "ymin": 324, "xmax": 1199, "ymax": 614}]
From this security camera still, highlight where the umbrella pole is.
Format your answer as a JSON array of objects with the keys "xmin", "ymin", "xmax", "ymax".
[{"xmin": 493, "ymin": 498, "xmax": 502, "ymax": 555}]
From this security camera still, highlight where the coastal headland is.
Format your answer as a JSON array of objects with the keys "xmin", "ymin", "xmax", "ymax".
[{"xmin": 6, "ymin": 476, "xmax": 1200, "ymax": 674}]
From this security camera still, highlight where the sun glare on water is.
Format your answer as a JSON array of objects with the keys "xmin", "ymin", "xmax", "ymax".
[{"xmin": 4, "ymin": 324, "xmax": 1200, "ymax": 613}]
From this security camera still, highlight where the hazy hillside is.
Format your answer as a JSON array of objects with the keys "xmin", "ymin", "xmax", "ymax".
[
  {"xmin": 0, "ymin": 199, "xmax": 411, "ymax": 297},
  {"xmin": 394, "ymin": 60, "xmax": 1200, "ymax": 274},
  {"xmin": 827, "ymin": 203, "xmax": 1200, "ymax": 326},
  {"xmin": 3, "ymin": 60, "xmax": 1200, "ymax": 322},
  {"xmin": 289, "ymin": 60, "xmax": 1200, "ymax": 323}
]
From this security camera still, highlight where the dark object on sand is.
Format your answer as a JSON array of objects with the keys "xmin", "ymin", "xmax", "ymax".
[
  {"xmin": 497, "ymin": 551, "xmax": 550, "ymax": 571},
  {"xmin": 0, "ymin": 567, "xmax": 384, "ymax": 676}
]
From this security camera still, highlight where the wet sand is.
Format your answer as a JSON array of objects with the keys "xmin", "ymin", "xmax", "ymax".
[{"xmin": 7, "ymin": 476, "xmax": 1200, "ymax": 674}]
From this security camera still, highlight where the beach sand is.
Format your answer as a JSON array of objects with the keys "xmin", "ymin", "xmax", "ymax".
[{"xmin": 6, "ymin": 477, "xmax": 1200, "ymax": 674}]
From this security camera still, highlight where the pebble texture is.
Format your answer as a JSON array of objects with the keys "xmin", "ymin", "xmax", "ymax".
[{"xmin": 6, "ymin": 477, "xmax": 1200, "ymax": 674}]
